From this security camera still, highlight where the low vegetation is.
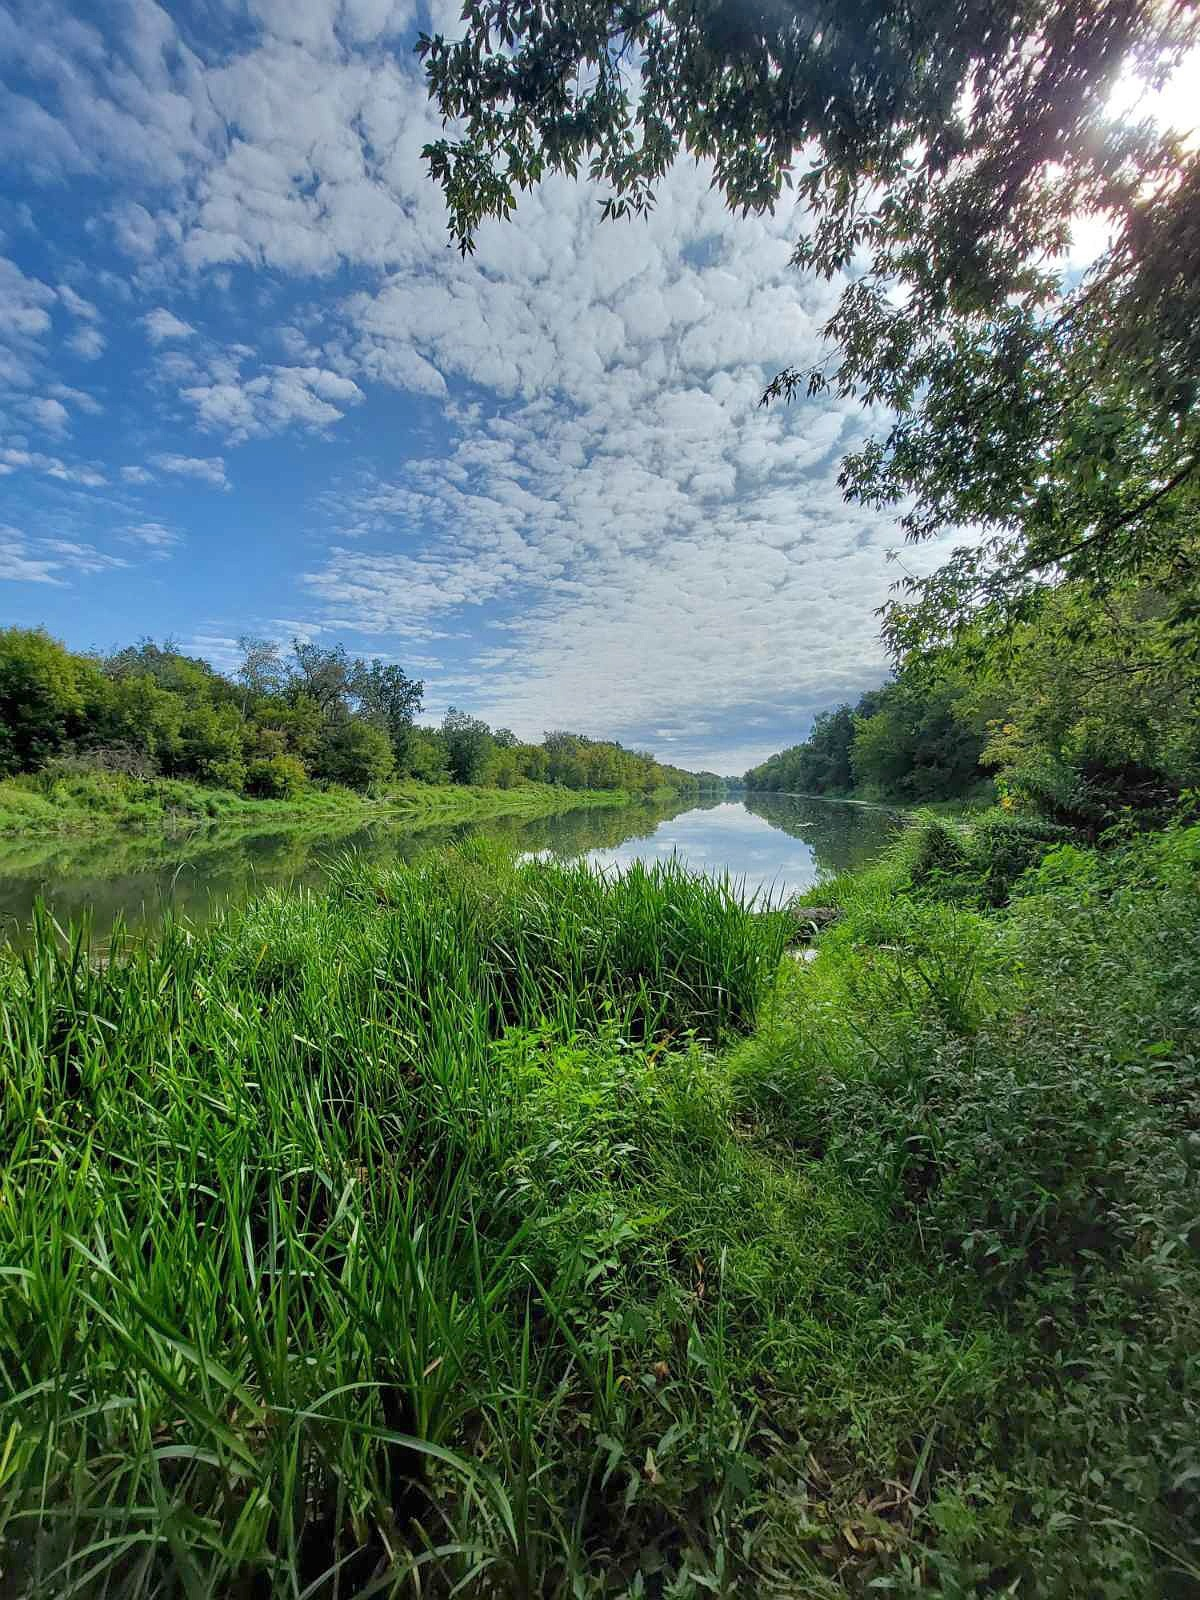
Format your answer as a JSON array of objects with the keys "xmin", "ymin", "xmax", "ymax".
[
  {"xmin": 0, "ymin": 769, "xmax": 658, "ymax": 841},
  {"xmin": 3, "ymin": 813, "xmax": 1196, "ymax": 1596}
]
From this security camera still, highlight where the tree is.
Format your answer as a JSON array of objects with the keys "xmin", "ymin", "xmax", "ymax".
[
  {"xmin": 970, "ymin": 571, "xmax": 1200, "ymax": 826},
  {"xmin": 316, "ymin": 721, "xmax": 395, "ymax": 790},
  {"xmin": 421, "ymin": 0, "xmax": 1200, "ymax": 632},
  {"xmin": 235, "ymin": 635, "xmax": 287, "ymax": 712},
  {"xmin": 98, "ymin": 674, "xmax": 185, "ymax": 769},
  {"xmin": 106, "ymin": 639, "xmax": 230, "ymax": 705},
  {"xmin": 405, "ymin": 725, "xmax": 453, "ymax": 783},
  {"xmin": 0, "ymin": 628, "xmax": 100, "ymax": 775},
  {"xmin": 442, "ymin": 708, "xmax": 496, "ymax": 785},
  {"xmin": 175, "ymin": 703, "xmax": 247, "ymax": 792},
  {"xmin": 852, "ymin": 679, "xmax": 985, "ymax": 801},
  {"xmin": 290, "ymin": 640, "xmax": 353, "ymax": 717},
  {"xmin": 350, "ymin": 659, "xmax": 425, "ymax": 764}
]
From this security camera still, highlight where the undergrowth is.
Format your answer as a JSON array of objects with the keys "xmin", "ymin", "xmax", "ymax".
[{"xmin": 1, "ymin": 824, "xmax": 1197, "ymax": 1596}]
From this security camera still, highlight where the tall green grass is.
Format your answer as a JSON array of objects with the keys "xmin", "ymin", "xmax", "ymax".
[
  {"xmin": 3, "ymin": 828, "xmax": 1197, "ymax": 1596},
  {"xmin": 0, "ymin": 848, "xmax": 791, "ymax": 1596}
]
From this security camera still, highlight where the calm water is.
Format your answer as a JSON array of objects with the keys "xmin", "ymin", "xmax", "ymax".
[{"xmin": 0, "ymin": 793, "xmax": 898, "ymax": 945}]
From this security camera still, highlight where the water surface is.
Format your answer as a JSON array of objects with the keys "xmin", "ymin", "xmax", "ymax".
[{"xmin": 0, "ymin": 793, "xmax": 898, "ymax": 945}]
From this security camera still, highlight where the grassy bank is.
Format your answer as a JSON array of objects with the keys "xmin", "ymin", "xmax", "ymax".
[
  {"xmin": 0, "ymin": 771, "xmax": 653, "ymax": 841},
  {"xmin": 2, "ymin": 822, "xmax": 1197, "ymax": 1595}
]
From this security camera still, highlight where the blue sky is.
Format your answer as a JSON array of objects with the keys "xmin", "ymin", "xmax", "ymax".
[{"xmin": 0, "ymin": 0, "xmax": 965, "ymax": 772}]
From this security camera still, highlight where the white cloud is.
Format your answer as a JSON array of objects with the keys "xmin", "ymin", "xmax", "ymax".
[
  {"xmin": 0, "ymin": 525, "xmax": 126, "ymax": 583},
  {"xmin": 124, "ymin": 520, "xmax": 181, "ymax": 553},
  {"xmin": 180, "ymin": 361, "xmax": 364, "ymax": 439},
  {"xmin": 0, "ymin": 447, "xmax": 106, "ymax": 487},
  {"xmin": 67, "ymin": 326, "xmax": 106, "ymax": 359},
  {"xmin": 0, "ymin": 256, "xmax": 55, "ymax": 339},
  {"xmin": 0, "ymin": 0, "xmax": 970, "ymax": 764},
  {"xmin": 0, "ymin": 532, "xmax": 63, "ymax": 584},
  {"xmin": 151, "ymin": 451, "xmax": 230, "ymax": 488},
  {"xmin": 111, "ymin": 200, "xmax": 163, "ymax": 257},
  {"xmin": 142, "ymin": 306, "xmax": 196, "ymax": 343},
  {"xmin": 49, "ymin": 382, "xmax": 103, "ymax": 415},
  {"xmin": 43, "ymin": 538, "xmax": 128, "ymax": 574},
  {"xmin": 57, "ymin": 284, "xmax": 99, "ymax": 320},
  {"xmin": 26, "ymin": 396, "xmax": 71, "ymax": 435}
]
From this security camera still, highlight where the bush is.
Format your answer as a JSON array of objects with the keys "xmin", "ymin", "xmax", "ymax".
[
  {"xmin": 315, "ymin": 720, "xmax": 394, "ymax": 790},
  {"xmin": 898, "ymin": 810, "xmax": 1074, "ymax": 907},
  {"xmin": 44, "ymin": 743, "xmax": 159, "ymax": 780},
  {"xmin": 899, "ymin": 815, "xmax": 972, "ymax": 886},
  {"xmin": 244, "ymin": 753, "xmax": 307, "ymax": 799},
  {"xmin": 960, "ymin": 811, "xmax": 1074, "ymax": 905}
]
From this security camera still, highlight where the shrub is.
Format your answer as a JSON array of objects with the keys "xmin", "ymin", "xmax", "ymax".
[
  {"xmin": 43, "ymin": 743, "xmax": 159, "ymax": 780},
  {"xmin": 897, "ymin": 810, "xmax": 1074, "ymax": 907},
  {"xmin": 899, "ymin": 814, "xmax": 971, "ymax": 887},
  {"xmin": 315, "ymin": 720, "xmax": 394, "ymax": 790},
  {"xmin": 960, "ymin": 811, "xmax": 1074, "ymax": 905},
  {"xmin": 244, "ymin": 753, "xmax": 307, "ymax": 799}
]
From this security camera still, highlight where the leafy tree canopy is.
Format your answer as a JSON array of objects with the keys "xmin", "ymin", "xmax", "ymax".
[{"xmin": 420, "ymin": 0, "xmax": 1200, "ymax": 634}]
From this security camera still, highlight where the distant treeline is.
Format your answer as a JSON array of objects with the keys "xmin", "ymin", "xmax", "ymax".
[
  {"xmin": 0, "ymin": 628, "xmax": 720, "ymax": 799},
  {"xmin": 744, "ymin": 675, "xmax": 984, "ymax": 804},
  {"xmin": 744, "ymin": 570, "xmax": 1200, "ymax": 830}
]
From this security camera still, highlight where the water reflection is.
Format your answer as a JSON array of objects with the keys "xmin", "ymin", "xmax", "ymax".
[
  {"xmin": 584, "ymin": 796, "xmax": 898, "ymax": 900},
  {"xmin": 0, "ymin": 793, "xmax": 899, "ymax": 944},
  {"xmin": 740, "ymin": 793, "xmax": 902, "ymax": 877}
]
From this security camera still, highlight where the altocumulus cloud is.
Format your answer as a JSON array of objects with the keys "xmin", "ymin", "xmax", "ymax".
[{"xmin": 0, "ymin": 0, "xmax": 960, "ymax": 769}]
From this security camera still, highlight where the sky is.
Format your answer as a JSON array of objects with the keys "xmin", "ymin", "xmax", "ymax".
[{"xmin": 1, "ymin": 3, "xmax": 1189, "ymax": 774}]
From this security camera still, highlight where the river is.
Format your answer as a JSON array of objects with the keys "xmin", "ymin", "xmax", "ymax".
[{"xmin": 0, "ymin": 792, "xmax": 899, "ymax": 945}]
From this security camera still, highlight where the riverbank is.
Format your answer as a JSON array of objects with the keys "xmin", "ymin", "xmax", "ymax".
[
  {"xmin": 0, "ymin": 770, "xmax": 667, "ymax": 841},
  {"xmin": 2, "ymin": 820, "xmax": 1196, "ymax": 1596},
  {"xmin": 746, "ymin": 784, "xmax": 996, "ymax": 815}
]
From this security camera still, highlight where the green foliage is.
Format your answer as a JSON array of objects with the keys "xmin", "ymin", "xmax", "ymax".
[
  {"xmin": 314, "ymin": 718, "xmax": 395, "ymax": 790},
  {"xmin": 0, "ymin": 627, "xmax": 101, "ymax": 776},
  {"xmin": 745, "ymin": 658, "xmax": 987, "ymax": 804},
  {"xmin": 441, "ymin": 705, "xmax": 495, "ymax": 784},
  {"xmin": 973, "ymin": 575, "xmax": 1200, "ymax": 830},
  {"xmin": 349, "ymin": 657, "xmax": 424, "ymax": 762},
  {"xmin": 176, "ymin": 701, "xmax": 247, "ymax": 792},
  {"xmin": 3, "ymin": 822, "xmax": 1197, "ymax": 1595},
  {"xmin": 421, "ymin": 0, "xmax": 1199, "ymax": 636},
  {"xmin": 244, "ymin": 752, "xmax": 308, "ymax": 799},
  {"xmin": 742, "ymin": 705, "xmax": 861, "ymax": 795},
  {"xmin": 0, "ymin": 628, "xmax": 713, "ymax": 812},
  {"xmin": 732, "ymin": 819, "xmax": 1200, "ymax": 1594},
  {"xmin": 403, "ymin": 723, "xmax": 453, "ymax": 783},
  {"xmin": 749, "ymin": 568, "xmax": 1199, "ymax": 826},
  {"xmin": 893, "ymin": 811, "xmax": 1074, "ymax": 908},
  {"xmin": 852, "ymin": 677, "xmax": 986, "ymax": 801}
]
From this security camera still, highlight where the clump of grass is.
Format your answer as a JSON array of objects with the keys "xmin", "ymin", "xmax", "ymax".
[{"xmin": 0, "ymin": 849, "xmax": 794, "ymax": 1596}]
